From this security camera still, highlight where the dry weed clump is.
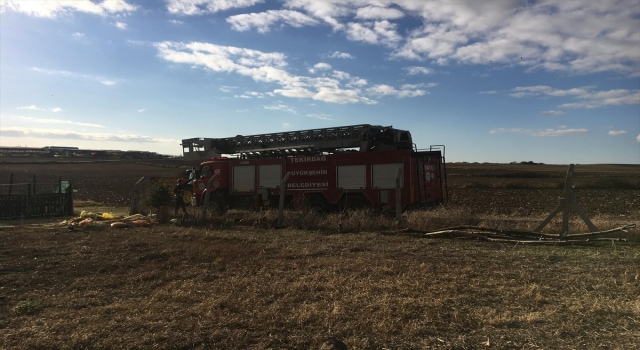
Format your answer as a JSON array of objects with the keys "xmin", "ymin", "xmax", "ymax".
[
  {"xmin": 195, "ymin": 206, "xmax": 639, "ymax": 239},
  {"xmin": 73, "ymin": 199, "xmax": 103, "ymax": 207},
  {"xmin": 207, "ymin": 207, "xmax": 481, "ymax": 233}
]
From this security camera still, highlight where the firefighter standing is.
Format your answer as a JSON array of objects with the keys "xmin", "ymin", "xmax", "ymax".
[{"xmin": 174, "ymin": 179, "xmax": 188, "ymax": 216}]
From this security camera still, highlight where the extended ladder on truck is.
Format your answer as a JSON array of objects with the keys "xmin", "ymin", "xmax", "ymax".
[{"xmin": 181, "ymin": 124, "xmax": 413, "ymax": 161}]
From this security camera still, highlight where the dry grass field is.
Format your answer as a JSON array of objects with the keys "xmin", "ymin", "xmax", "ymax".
[{"xmin": 1, "ymin": 158, "xmax": 639, "ymax": 349}]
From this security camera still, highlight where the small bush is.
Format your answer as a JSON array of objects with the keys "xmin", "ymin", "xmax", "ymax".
[
  {"xmin": 142, "ymin": 183, "xmax": 173, "ymax": 211},
  {"xmin": 14, "ymin": 300, "xmax": 41, "ymax": 315}
]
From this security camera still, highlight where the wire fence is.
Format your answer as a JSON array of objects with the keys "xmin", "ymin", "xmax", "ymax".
[{"xmin": 0, "ymin": 180, "xmax": 73, "ymax": 219}]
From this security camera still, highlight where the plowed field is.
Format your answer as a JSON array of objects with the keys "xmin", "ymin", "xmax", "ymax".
[{"xmin": 1, "ymin": 159, "xmax": 638, "ymax": 216}]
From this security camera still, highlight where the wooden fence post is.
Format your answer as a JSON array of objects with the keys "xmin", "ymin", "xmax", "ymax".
[
  {"xmin": 129, "ymin": 176, "xmax": 145, "ymax": 215},
  {"xmin": 200, "ymin": 174, "xmax": 218, "ymax": 222},
  {"xmin": 534, "ymin": 164, "xmax": 598, "ymax": 235},
  {"xmin": 395, "ymin": 167, "xmax": 403, "ymax": 221},
  {"xmin": 27, "ymin": 183, "xmax": 31, "ymax": 218},
  {"xmin": 67, "ymin": 182, "xmax": 74, "ymax": 215},
  {"xmin": 561, "ymin": 164, "xmax": 574, "ymax": 235}
]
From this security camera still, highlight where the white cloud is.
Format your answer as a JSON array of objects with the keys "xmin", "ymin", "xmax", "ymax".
[
  {"xmin": 235, "ymin": 91, "xmax": 270, "ymax": 98},
  {"xmin": 274, "ymin": 88, "xmax": 315, "ymax": 99},
  {"xmin": 51, "ymin": 107, "xmax": 62, "ymax": 113},
  {"xmin": 32, "ymin": 67, "xmax": 119, "ymax": 86},
  {"xmin": 309, "ymin": 62, "xmax": 332, "ymax": 73},
  {"xmin": 265, "ymin": 104, "xmax": 297, "ymax": 114},
  {"xmin": 490, "ymin": 127, "xmax": 589, "ymax": 137},
  {"xmin": 391, "ymin": 1, "xmax": 640, "ymax": 75},
  {"xmin": 138, "ymin": 108, "xmax": 146, "ymax": 113},
  {"xmin": 227, "ymin": 9, "xmax": 319, "ymax": 33},
  {"xmin": 328, "ymin": 51, "xmax": 354, "ymax": 59},
  {"xmin": 309, "ymin": 87, "xmax": 374, "ymax": 104},
  {"xmin": 331, "ymin": 70, "xmax": 350, "ymax": 80},
  {"xmin": 512, "ymin": 85, "xmax": 640, "ymax": 109},
  {"xmin": 479, "ymin": 90, "xmax": 497, "ymax": 94},
  {"xmin": 18, "ymin": 116, "xmax": 104, "ymax": 128},
  {"xmin": 282, "ymin": 122, "xmax": 291, "ymax": 128},
  {"xmin": 608, "ymin": 130, "xmax": 626, "ymax": 136},
  {"xmin": 166, "ymin": 0, "xmax": 263, "ymax": 15},
  {"xmin": 0, "ymin": 0, "xmax": 138, "ymax": 17},
  {"xmin": 542, "ymin": 110, "xmax": 565, "ymax": 116},
  {"xmin": 368, "ymin": 84, "xmax": 426, "ymax": 98},
  {"xmin": 168, "ymin": 19, "xmax": 183, "ymax": 24},
  {"xmin": 72, "ymin": 32, "xmax": 85, "ymax": 39},
  {"xmin": 404, "ymin": 66, "xmax": 433, "ymax": 75},
  {"xmin": 154, "ymin": 41, "xmax": 378, "ymax": 104},
  {"xmin": 345, "ymin": 20, "xmax": 401, "ymax": 47},
  {"xmin": 314, "ymin": 62, "xmax": 331, "ymax": 70},
  {"xmin": 0, "ymin": 127, "xmax": 175, "ymax": 143},
  {"xmin": 347, "ymin": 78, "xmax": 368, "ymax": 87},
  {"xmin": 307, "ymin": 113, "xmax": 333, "ymax": 120},
  {"xmin": 355, "ymin": 6, "xmax": 404, "ymax": 20},
  {"xmin": 114, "ymin": 21, "xmax": 128, "ymax": 30},
  {"xmin": 637, "ymin": 134, "xmax": 640, "ymax": 143},
  {"xmin": 17, "ymin": 105, "xmax": 44, "ymax": 111},
  {"xmin": 221, "ymin": 1, "xmax": 640, "ymax": 74},
  {"xmin": 282, "ymin": 0, "xmax": 350, "ymax": 30},
  {"xmin": 400, "ymin": 83, "xmax": 437, "ymax": 90}
]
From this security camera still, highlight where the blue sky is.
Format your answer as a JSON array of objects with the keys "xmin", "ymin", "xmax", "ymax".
[{"xmin": 1, "ymin": 0, "xmax": 639, "ymax": 164}]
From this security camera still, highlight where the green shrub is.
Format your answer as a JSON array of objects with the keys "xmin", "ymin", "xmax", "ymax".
[
  {"xmin": 14, "ymin": 300, "xmax": 41, "ymax": 315},
  {"xmin": 142, "ymin": 183, "xmax": 173, "ymax": 210}
]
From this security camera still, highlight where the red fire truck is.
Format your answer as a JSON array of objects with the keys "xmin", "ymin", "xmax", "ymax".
[{"xmin": 181, "ymin": 125, "xmax": 448, "ymax": 212}]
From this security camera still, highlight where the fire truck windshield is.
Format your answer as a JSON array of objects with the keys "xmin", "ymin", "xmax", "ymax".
[{"xmin": 200, "ymin": 166, "xmax": 212, "ymax": 177}]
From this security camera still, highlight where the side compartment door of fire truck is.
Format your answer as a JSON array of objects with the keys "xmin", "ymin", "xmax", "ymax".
[
  {"xmin": 258, "ymin": 164, "xmax": 282, "ymax": 204},
  {"xmin": 336, "ymin": 164, "xmax": 369, "ymax": 208},
  {"xmin": 415, "ymin": 151, "xmax": 446, "ymax": 204},
  {"xmin": 372, "ymin": 163, "xmax": 403, "ymax": 210},
  {"xmin": 258, "ymin": 164, "xmax": 281, "ymax": 189},
  {"xmin": 232, "ymin": 165, "xmax": 255, "ymax": 192}
]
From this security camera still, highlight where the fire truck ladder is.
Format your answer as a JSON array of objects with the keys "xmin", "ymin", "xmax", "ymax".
[{"xmin": 181, "ymin": 124, "xmax": 413, "ymax": 160}]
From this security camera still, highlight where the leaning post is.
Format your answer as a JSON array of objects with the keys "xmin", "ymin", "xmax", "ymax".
[
  {"xmin": 534, "ymin": 164, "xmax": 598, "ymax": 235},
  {"xmin": 27, "ymin": 183, "xmax": 32, "ymax": 218},
  {"xmin": 561, "ymin": 164, "xmax": 575, "ymax": 236},
  {"xmin": 8, "ymin": 173, "xmax": 13, "ymax": 195},
  {"xmin": 277, "ymin": 172, "xmax": 291, "ymax": 227},
  {"xmin": 129, "ymin": 176, "xmax": 145, "ymax": 215},
  {"xmin": 66, "ymin": 182, "xmax": 74, "ymax": 216},
  {"xmin": 200, "ymin": 174, "xmax": 218, "ymax": 222},
  {"xmin": 395, "ymin": 167, "xmax": 403, "ymax": 221}
]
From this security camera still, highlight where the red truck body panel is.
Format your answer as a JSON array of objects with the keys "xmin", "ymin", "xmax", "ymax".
[{"xmin": 192, "ymin": 149, "xmax": 447, "ymax": 211}]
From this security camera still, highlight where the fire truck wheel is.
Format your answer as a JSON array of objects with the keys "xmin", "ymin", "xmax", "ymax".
[{"xmin": 182, "ymin": 190, "xmax": 192, "ymax": 204}]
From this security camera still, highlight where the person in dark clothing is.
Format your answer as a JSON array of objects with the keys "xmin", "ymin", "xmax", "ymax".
[{"xmin": 174, "ymin": 179, "xmax": 188, "ymax": 216}]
